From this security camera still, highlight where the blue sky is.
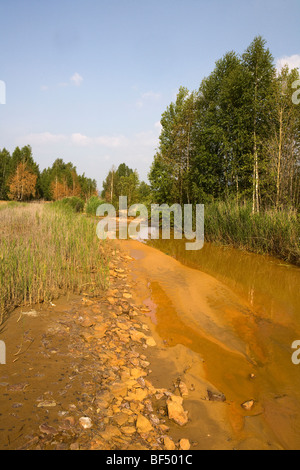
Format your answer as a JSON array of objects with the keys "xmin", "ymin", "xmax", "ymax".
[{"xmin": 1, "ymin": 0, "xmax": 300, "ymax": 189}]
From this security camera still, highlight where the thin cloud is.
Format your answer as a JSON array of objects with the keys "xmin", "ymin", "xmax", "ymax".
[
  {"xmin": 71, "ymin": 133, "xmax": 91, "ymax": 146},
  {"xmin": 25, "ymin": 132, "xmax": 67, "ymax": 145},
  {"xmin": 136, "ymin": 90, "xmax": 161, "ymax": 108},
  {"xmin": 24, "ymin": 128, "xmax": 159, "ymax": 150},
  {"xmin": 154, "ymin": 121, "xmax": 162, "ymax": 131},
  {"xmin": 42, "ymin": 73, "xmax": 84, "ymax": 91},
  {"xmin": 71, "ymin": 133, "xmax": 129, "ymax": 148},
  {"xmin": 70, "ymin": 72, "xmax": 83, "ymax": 87},
  {"xmin": 276, "ymin": 54, "xmax": 300, "ymax": 72},
  {"xmin": 141, "ymin": 91, "xmax": 161, "ymax": 100}
]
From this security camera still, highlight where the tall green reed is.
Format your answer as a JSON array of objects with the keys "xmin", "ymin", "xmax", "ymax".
[{"xmin": 0, "ymin": 203, "xmax": 110, "ymax": 326}]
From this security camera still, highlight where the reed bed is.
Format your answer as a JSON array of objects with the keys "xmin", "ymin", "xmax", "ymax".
[
  {"xmin": 0, "ymin": 203, "xmax": 109, "ymax": 325},
  {"xmin": 204, "ymin": 201, "xmax": 300, "ymax": 266}
]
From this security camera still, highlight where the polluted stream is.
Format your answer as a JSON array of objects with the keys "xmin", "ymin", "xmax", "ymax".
[
  {"xmin": 120, "ymin": 236, "xmax": 300, "ymax": 450},
  {"xmin": 1, "ymin": 228, "xmax": 300, "ymax": 450}
]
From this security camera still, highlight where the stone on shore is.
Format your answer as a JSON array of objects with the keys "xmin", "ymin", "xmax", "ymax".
[
  {"xmin": 146, "ymin": 337, "xmax": 156, "ymax": 347},
  {"xmin": 164, "ymin": 436, "xmax": 176, "ymax": 450},
  {"xmin": 79, "ymin": 417, "xmax": 93, "ymax": 429},
  {"xmin": 136, "ymin": 414, "xmax": 153, "ymax": 434},
  {"xmin": 179, "ymin": 381, "xmax": 189, "ymax": 397},
  {"xmin": 166, "ymin": 395, "xmax": 188, "ymax": 426}
]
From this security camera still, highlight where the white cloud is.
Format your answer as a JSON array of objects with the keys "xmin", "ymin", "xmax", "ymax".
[
  {"xmin": 276, "ymin": 54, "xmax": 300, "ymax": 72},
  {"xmin": 94, "ymin": 135, "xmax": 129, "ymax": 148},
  {"xmin": 70, "ymin": 72, "xmax": 83, "ymax": 87},
  {"xmin": 136, "ymin": 90, "xmax": 161, "ymax": 108},
  {"xmin": 17, "ymin": 126, "xmax": 161, "ymax": 187},
  {"xmin": 134, "ymin": 131, "xmax": 159, "ymax": 148},
  {"xmin": 71, "ymin": 133, "xmax": 91, "ymax": 146},
  {"xmin": 154, "ymin": 121, "xmax": 162, "ymax": 131},
  {"xmin": 26, "ymin": 132, "xmax": 67, "ymax": 145},
  {"xmin": 25, "ymin": 132, "xmax": 130, "ymax": 149},
  {"xmin": 23, "ymin": 127, "xmax": 160, "ymax": 152},
  {"xmin": 42, "ymin": 73, "xmax": 84, "ymax": 91},
  {"xmin": 141, "ymin": 91, "xmax": 161, "ymax": 100}
]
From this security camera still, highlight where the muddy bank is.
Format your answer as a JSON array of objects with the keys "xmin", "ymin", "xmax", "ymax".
[{"xmin": 0, "ymin": 247, "xmax": 192, "ymax": 451}]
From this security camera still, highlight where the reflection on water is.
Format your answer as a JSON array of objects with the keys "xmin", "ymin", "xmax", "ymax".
[{"xmin": 148, "ymin": 239, "xmax": 300, "ymax": 329}]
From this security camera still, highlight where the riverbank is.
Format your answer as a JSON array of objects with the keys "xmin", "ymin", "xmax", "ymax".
[
  {"xmin": 1, "ymin": 203, "xmax": 300, "ymax": 450},
  {"xmin": 0, "ymin": 245, "xmax": 194, "ymax": 451},
  {"xmin": 1, "ymin": 234, "xmax": 300, "ymax": 449},
  {"xmin": 204, "ymin": 201, "xmax": 300, "ymax": 266}
]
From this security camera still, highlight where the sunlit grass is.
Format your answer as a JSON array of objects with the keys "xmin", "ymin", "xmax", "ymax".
[
  {"xmin": 0, "ymin": 202, "xmax": 110, "ymax": 326},
  {"xmin": 204, "ymin": 201, "xmax": 300, "ymax": 265}
]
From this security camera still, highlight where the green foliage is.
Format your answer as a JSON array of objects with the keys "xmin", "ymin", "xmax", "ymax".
[
  {"xmin": 138, "ymin": 181, "xmax": 151, "ymax": 203},
  {"xmin": 85, "ymin": 195, "xmax": 105, "ymax": 216},
  {"xmin": 59, "ymin": 197, "xmax": 85, "ymax": 213},
  {"xmin": 149, "ymin": 36, "xmax": 300, "ymax": 211},
  {"xmin": 0, "ymin": 148, "xmax": 11, "ymax": 200},
  {"xmin": 102, "ymin": 163, "xmax": 140, "ymax": 207},
  {"xmin": 0, "ymin": 148, "xmax": 98, "ymax": 202}
]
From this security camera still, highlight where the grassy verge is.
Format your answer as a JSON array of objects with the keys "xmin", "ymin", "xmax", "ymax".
[
  {"xmin": 0, "ymin": 202, "xmax": 110, "ymax": 326},
  {"xmin": 204, "ymin": 201, "xmax": 300, "ymax": 266}
]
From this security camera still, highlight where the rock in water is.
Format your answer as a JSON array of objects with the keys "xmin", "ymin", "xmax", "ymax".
[
  {"xmin": 39, "ymin": 423, "xmax": 58, "ymax": 436},
  {"xmin": 241, "ymin": 400, "xmax": 255, "ymax": 411},
  {"xmin": 146, "ymin": 337, "xmax": 156, "ymax": 347},
  {"xmin": 37, "ymin": 400, "xmax": 57, "ymax": 408},
  {"xmin": 179, "ymin": 439, "xmax": 191, "ymax": 450},
  {"xmin": 207, "ymin": 389, "xmax": 226, "ymax": 402},
  {"xmin": 80, "ymin": 317, "xmax": 95, "ymax": 328}
]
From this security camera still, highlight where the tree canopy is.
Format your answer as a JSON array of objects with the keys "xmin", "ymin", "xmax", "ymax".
[
  {"xmin": 149, "ymin": 36, "xmax": 300, "ymax": 211},
  {"xmin": 0, "ymin": 147, "xmax": 98, "ymax": 202}
]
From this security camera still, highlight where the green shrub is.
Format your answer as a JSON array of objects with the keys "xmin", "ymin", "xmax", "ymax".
[
  {"xmin": 86, "ymin": 196, "xmax": 105, "ymax": 216},
  {"xmin": 60, "ymin": 197, "xmax": 85, "ymax": 213}
]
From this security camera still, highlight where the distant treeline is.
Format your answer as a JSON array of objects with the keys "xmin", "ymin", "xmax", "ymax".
[
  {"xmin": 0, "ymin": 145, "xmax": 97, "ymax": 201},
  {"xmin": 101, "ymin": 163, "xmax": 151, "ymax": 207},
  {"xmin": 149, "ymin": 37, "xmax": 300, "ymax": 212}
]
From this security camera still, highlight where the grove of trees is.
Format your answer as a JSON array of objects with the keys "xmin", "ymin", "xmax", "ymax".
[
  {"xmin": 0, "ymin": 146, "xmax": 97, "ymax": 202},
  {"xmin": 102, "ymin": 163, "xmax": 150, "ymax": 206},
  {"xmin": 149, "ymin": 37, "xmax": 300, "ymax": 212}
]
